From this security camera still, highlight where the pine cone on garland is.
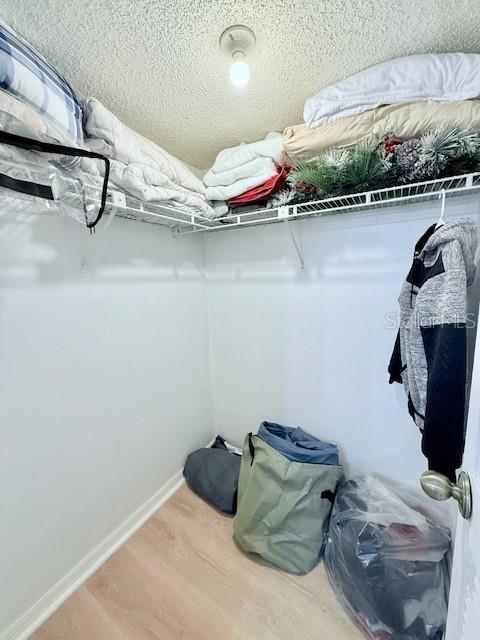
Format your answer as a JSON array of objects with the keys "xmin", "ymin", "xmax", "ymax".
[{"xmin": 393, "ymin": 139, "xmax": 421, "ymax": 180}]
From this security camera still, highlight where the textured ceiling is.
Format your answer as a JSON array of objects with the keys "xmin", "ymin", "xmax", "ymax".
[{"xmin": 3, "ymin": 0, "xmax": 480, "ymax": 168}]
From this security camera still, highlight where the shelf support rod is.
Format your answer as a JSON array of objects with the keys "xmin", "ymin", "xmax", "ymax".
[{"xmin": 284, "ymin": 219, "xmax": 305, "ymax": 271}]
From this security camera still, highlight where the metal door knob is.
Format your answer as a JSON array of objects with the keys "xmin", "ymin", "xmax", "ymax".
[{"xmin": 420, "ymin": 470, "xmax": 472, "ymax": 520}]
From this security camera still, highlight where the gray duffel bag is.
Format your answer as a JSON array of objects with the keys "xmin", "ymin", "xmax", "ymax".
[
  {"xmin": 234, "ymin": 433, "xmax": 343, "ymax": 574},
  {"xmin": 183, "ymin": 436, "xmax": 241, "ymax": 515}
]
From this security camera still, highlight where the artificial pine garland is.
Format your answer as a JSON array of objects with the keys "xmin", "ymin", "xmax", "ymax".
[{"xmin": 287, "ymin": 127, "xmax": 480, "ymax": 202}]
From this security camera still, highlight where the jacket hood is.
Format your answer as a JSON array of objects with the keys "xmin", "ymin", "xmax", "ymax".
[{"xmin": 421, "ymin": 218, "xmax": 478, "ymax": 285}]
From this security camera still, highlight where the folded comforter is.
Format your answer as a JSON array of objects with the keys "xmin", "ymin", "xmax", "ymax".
[
  {"xmin": 204, "ymin": 157, "xmax": 277, "ymax": 187},
  {"xmin": 81, "ymin": 152, "xmax": 216, "ymax": 218},
  {"xmin": 206, "ymin": 169, "xmax": 279, "ymax": 202},
  {"xmin": 84, "ymin": 98, "xmax": 205, "ymax": 194},
  {"xmin": 204, "ymin": 134, "xmax": 285, "ymax": 201},
  {"xmin": 209, "ymin": 134, "xmax": 284, "ymax": 174},
  {"xmin": 284, "ymin": 99, "xmax": 480, "ymax": 162},
  {"xmin": 81, "ymin": 98, "xmax": 217, "ymax": 218}
]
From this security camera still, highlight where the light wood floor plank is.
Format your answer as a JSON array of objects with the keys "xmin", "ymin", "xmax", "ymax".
[{"xmin": 32, "ymin": 484, "xmax": 363, "ymax": 640}]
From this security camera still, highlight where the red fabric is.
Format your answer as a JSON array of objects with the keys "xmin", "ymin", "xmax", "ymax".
[{"xmin": 227, "ymin": 166, "xmax": 290, "ymax": 207}]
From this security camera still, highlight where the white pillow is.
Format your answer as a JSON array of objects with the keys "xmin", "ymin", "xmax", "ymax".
[{"xmin": 304, "ymin": 53, "xmax": 480, "ymax": 129}]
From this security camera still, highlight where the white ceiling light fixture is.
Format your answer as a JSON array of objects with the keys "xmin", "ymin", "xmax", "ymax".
[{"xmin": 219, "ymin": 25, "xmax": 256, "ymax": 89}]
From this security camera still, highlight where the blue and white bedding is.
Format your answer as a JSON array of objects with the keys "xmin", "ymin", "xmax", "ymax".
[{"xmin": 0, "ymin": 21, "xmax": 83, "ymax": 146}]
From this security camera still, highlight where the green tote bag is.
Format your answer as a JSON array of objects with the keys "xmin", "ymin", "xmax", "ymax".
[{"xmin": 234, "ymin": 434, "xmax": 343, "ymax": 575}]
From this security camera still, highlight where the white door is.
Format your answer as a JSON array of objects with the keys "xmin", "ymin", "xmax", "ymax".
[{"xmin": 445, "ymin": 335, "xmax": 480, "ymax": 639}]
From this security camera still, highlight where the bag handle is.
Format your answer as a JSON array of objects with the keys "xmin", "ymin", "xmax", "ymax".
[
  {"xmin": 0, "ymin": 130, "xmax": 110, "ymax": 230},
  {"xmin": 0, "ymin": 172, "xmax": 54, "ymax": 201},
  {"xmin": 248, "ymin": 432, "xmax": 255, "ymax": 465},
  {"xmin": 321, "ymin": 490, "xmax": 336, "ymax": 503}
]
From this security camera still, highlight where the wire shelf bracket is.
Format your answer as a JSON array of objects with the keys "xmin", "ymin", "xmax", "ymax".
[{"xmin": 284, "ymin": 216, "xmax": 305, "ymax": 271}]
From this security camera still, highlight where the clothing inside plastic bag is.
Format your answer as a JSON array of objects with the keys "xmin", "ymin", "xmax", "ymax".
[
  {"xmin": 0, "ymin": 153, "xmax": 107, "ymax": 227},
  {"xmin": 325, "ymin": 474, "xmax": 451, "ymax": 640}
]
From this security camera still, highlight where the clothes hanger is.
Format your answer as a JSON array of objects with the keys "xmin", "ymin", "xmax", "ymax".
[{"xmin": 435, "ymin": 189, "xmax": 446, "ymax": 229}]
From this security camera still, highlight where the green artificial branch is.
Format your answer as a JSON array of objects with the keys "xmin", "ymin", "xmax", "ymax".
[{"xmin": 286, "ymin": 126, "xmax": 480, "ymax": 203}]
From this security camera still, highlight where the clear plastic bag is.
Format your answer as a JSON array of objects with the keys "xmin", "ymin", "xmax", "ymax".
[
  {"xmin": 325, "ymin": 474, "xmax": 451, "ymax": 640},
  {"xmin": 0, "ymin": 116, "xmax": 109, "ymax": 228},
  {"xmin": 0, "ymin": 150, "xmax": 106, "ymax": 226}
]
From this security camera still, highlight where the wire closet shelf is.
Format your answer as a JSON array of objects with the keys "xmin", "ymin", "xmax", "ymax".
[
  {"xmin": 91, "ymin": 171, "xmax": 480, "ymax": 233},
  {"xmin": 187, "ymin": 171, "xmax": 480, "ymax": 234},
  {"xmin": 3, "ymin": 164, "xmax": 480, "ymax": 234}
]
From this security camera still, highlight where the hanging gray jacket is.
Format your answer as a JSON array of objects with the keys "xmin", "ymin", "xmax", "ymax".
[{"xmin": 388, "ymin": 218, "xmax": 477, "ymax": 481}]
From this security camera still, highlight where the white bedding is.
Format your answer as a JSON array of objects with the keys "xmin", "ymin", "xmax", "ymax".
[
  {"xmin": 82, "ymin": 98, "xmax": 216, "ymax": 218},
  {"xmin": 209, "ymin": 134, "xmax": 284, "ymax": 174},
  {"xmin": 205, "ymin": 169, "xmax": 278, "ymax": 202},
  {"xmin": 204, "ymin": 157, "xmax": 277, "ymax": 188},
  {"xmin": 204, "ymin": 133, "xmax": 284, "ymax": 201},
  {"xmin": 81, "ymin": 151, "xmax": 216, "ymax": 218}
]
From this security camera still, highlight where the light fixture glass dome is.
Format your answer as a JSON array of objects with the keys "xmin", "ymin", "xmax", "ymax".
[
  {"xmin": 230, "ymin": 53, "xmax": 249, "ymax": 88},
  {"xmin": 219, "ymin": 25, "xmax": 256, "ymax": 90}
]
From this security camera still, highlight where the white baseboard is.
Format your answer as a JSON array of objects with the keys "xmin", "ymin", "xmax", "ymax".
[{"xmin": 1, "ymin": 469, "xmax": 185, "ymax": 640}]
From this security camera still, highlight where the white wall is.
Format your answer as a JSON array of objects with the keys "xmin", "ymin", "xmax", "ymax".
[
  {"xmin": 204, "ymin": 195, "xmax": 480, "ymax": 485},
  {"xmin": 2, "ymin": 195, "xmax": 479, "ymax": 636},
  {"xmin": 0, "ymin": 211, "xmax": 212, "ymax": 635}
]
